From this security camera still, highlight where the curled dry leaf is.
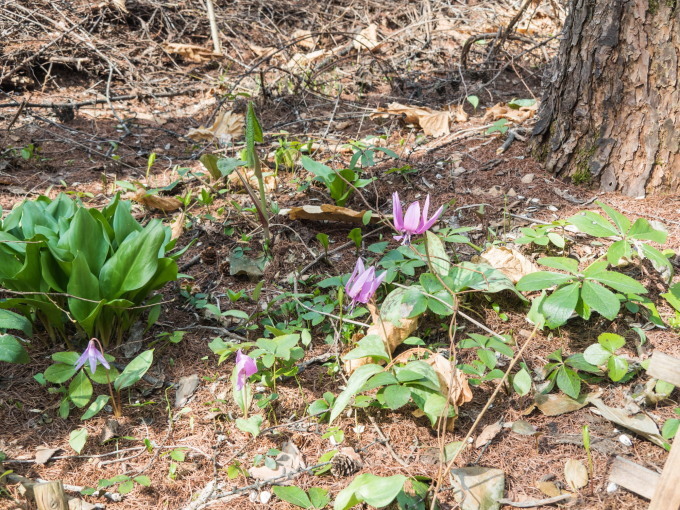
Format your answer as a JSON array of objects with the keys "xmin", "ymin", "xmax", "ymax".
[
  {"xmin": 353, "ymin": 24, "xmax": 380, "ymax": 51},
  {"xmin": 424, "ymin": 353, "xmax": 473, "ymax": 407},
  {"xmin": 186, "ymin": 110, "xmax": 245, "ymax": 143},
  {"xmin": 163, "ymin": 43, "xmax": 221, "ymax": 63},
  {"xmin": 344, "ymin": 315, "xmax": 419, "ymax": 373},
  {"xmin": 286, "ymin": 49, "xmax": 331, "ymax": 69},
  {"xmin": 371, "ymin": 102, "xmax": 451, "ymax": 137},
  {"xmin": 282, "ymin": 204, "xmax": 381, "ymax": 224},
  {"xmin": 475, "ymin": 420, "xmax": 503, "ymax": 448},
  {"xmin": 249, "ymin": 441, "xmax": 305, "ymax": 483},
  {"xmin": 564, "ymin": 459, "xmax": 588, "ymax": 490},
  {"xmin": 483, "ymin": 102, "xmax": 538, "ymax": 125},
  {"xmin": 133, "ymin": 192, "xmax": 183, "ymax": 212},
  {"xmin": 171, "ymin": 211, "xmax": 185, "ymax": 241},
  {"xmin": 475, "ymin": 245, "xmax": 539, "ymax": 284},
  {"xmin": 291, "ymin": 29, "xmax": 316, "ymax": 49},
  {"xmin": 450, "ymin": 104, "xmax": 469, "ymax": 123}
]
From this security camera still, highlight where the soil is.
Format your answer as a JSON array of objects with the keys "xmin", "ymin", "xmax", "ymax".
[{"xmin": 1, "ymin": 1, "xmax": 678, "ymax": 510}]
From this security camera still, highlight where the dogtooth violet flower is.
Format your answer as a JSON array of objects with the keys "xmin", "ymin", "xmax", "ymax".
[
  {"xmin": 74, "ymin": 338, "xmax": 110, "ymax": 374},
  {"xmin": 345, "ymin": 258, "xmax": 386, "ymax": 308},
  {"xmin": 392, "ymin": 192, "xmax": 443, "ymax": 245},
  {"xmin": 235, "ymin": 350, "xmax": 258, "ymax": 391}
]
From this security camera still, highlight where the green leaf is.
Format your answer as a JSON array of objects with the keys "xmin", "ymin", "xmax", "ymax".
[
  {"xmin": 395, "ymin": 361, "xmax": 441, "ymax": 391},
  {"xmin": 629, "ymin": 218, "xmax": 667, "ymax": 243},
  {"xmin": 273, "ymin": 486, "xmax": 312, "ymax": 509},
  {"xmin": 330, "ymin": 364, "xmax": 383, "ymax": 423},
  {"xmin": 639, "ymin": 243, "xmax": 673, "ymax": 283},
  {"xmin": 662, "ymin": 283, "xmax": 680, "ymax": 312},
  {"xmin": 235, "ymin": 414, "xmax": 263, "ymax": 437},
  {"xmin": 67, "ymin": 208, "xmax": 109, "ymax": 275},
  {"xmin": 308, "ymin": 487, "xmax": 330, "ymax": 509},
  {"xmin": 547, "ymin": 232, "xmax": 565, "ymax": 248},
  {"xmin": 581, "ymin": 280, "xmax": 620, "ymax": 320},
  {"xmin": 607, "ymin": 356, "xmax": 628, "ymax": 382},
  {"xmin": 583, "ymin": 344, "xmax": 611, "ymax": 366},
  {"xmin": 568, "ymin": 211, "xmax": 619, "ymax": 237},
  {"xmin": 380, "ymin": 287, "xmax": 427, "ymax": 327},
  {"xmin": 467, "ymin": 95, "xmax": 479, "ymax": 109},
  {"xmin": 118, "ymin": 480, "xmax": 134, "ymax": 495},
  {"xmin": 556, "ymin": 367, "xmax": 581, "ymax": 399},
  {"xmin": 425, "ymin": 231, "xmax": 450, "ymax": 277},
  {"xmin": 199, "ymin": 153, "xmax": 221, "ymax": 180},
  {"xmin": 587, "ymin": 270, "xmax": 647, "ymax": 294},
  {"xmin": 52, "ymin": 351, "xmax": 80, "ymax": 364},
  {"xmin": 0, "ymin": 309, "xmax": 32, "ymax": 336},
  {"xmin": 134, "ymin": 475, "xmax": 151, "ymax": 487},
  {"xmin": 537, "ymin": 256, "xmax": 579, "ymax": 274},
  {"xmin": 540, "ymin": 283, "xmax": 580, "ymax": 327},
  {"xmin": 0, "ymin": 335, "xmax": 29, "ymax": 364},
  {"xmin": 422, "ymin": 392, "xmax": 449, "ymax": 424},
  {"xmin": 662, "ymin": 419, "xmax": 680, "ymax": 440},
  {"xmin": 383, "ymin": 385, "xmax": 411, "ymax": 410},
  {"xmin": 67, "ymin": 253, "xmax": 101, "ymax": 329},
  {"xmin": 99, "ymin": 222, "xmax": 166, "ymax": 299},
  {"xmin": 44, "ymin": 363, "xmax": 78, "ymax": 384},
  {"xmin": 607, "ymin": 240, "xmax": 632, "ymax": 265},
  {"xmin": 114, "ymin": 349, "xmax": 154, "ymax": 391},
  {"xmin": 598, "ymin": 332, "xmax": 625, "ymax": 352},
  {"xmin": 69, "ymin": 428, "xmax": 88, "ymax": 453},
  {"xmin": 81, "ymin": 394, "xmax": 110, "ymax": 420},
  {"xmin": 517, "ymin": 271, "xmax": 573, "ymax": 291},
  {"xmin": 596, "ymin": 201, "xmax": 630, "ymax": 234},
  {"xmin": 342, "ymin": 334, "xmax": 389, "ymax": 362},
  {"xmin": 512, "ymin": 368, "xmax": 532, "ymax": 396},
  {"xmin": 69, "ymin": 370, "xmax": 93, "ymax": 408},
  {"xmin": 333, "ymin": 474, "xmax": 407, "ymax": 510}
]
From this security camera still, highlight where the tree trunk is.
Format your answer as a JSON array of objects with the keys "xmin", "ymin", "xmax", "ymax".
[{"xmin": 532, "ymin": 0, "xmax": 680, "ymax": 197}]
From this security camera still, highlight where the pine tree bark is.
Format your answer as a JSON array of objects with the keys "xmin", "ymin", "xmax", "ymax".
[{"xmin": 532, "ymin": 0, "xmax": 680, "ymax": 197}]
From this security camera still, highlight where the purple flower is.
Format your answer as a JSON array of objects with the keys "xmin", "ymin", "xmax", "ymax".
[
  {"xmin": 74, "ymin": 338, "xmax": 110, "ymax": 374},
  {"xmin": 345, "ymin": 258, "xmax": 386, "ymax": 308},
  {"xmin": 235, "ymin": 350, "xmax": 257, "ymax": 391},
  {"xmin": 392, "ymin": 192, "xmax": 443, "ymax": 244}
]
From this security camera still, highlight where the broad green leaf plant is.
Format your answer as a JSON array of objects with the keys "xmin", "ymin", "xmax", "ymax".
[{"xmin": 0, "ymin": 193, "xmax": 182, "ymax": 349}]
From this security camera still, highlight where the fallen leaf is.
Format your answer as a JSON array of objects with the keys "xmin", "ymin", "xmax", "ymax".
[
  {"xmin": 475, "ymin": 246, "xmax": 538, "ymax": 284},
  {"xmin": 564, "ymin": 459, "xmax": 588, "ymax": 490},
  {"xmin": 286, "ymin": 49, "xmax": 331, "ymax": 69},
  {"xmin": 353, "ymin": 24, "xmax": 380, "ymax": 51},
  {"xmin": 483, "ymin": 102, "xmax": 538, "ymax": 125},
  {"xmin": 163, "ymin": 43, "xmax": 221, "ymax": 63},
  {"xmin": 534, "ymin": 392, "xmax": 591, "ymax": 416},
  {"xmin": 450, "ymin": 104, "xmax": 469, "ymax": 123},
  {"xmin": 186, "ymin": 110, "xmax": 245, "ymax": 143},
  {"xmin": 344, "ymin": 316, "xmax": 418, "ymax": 373},
  {"xmin": 229, "ymin": 250, "xmax": 268, "ymax": 280},
  {"xmin": 424, "ymin": 353, "xmax": 473, "ymax": 407},
  {"xmin": 171, "ymin": 211, "xmax": 185, "ymax": 240},
  {"xmin": 450, "ymin": 466, "xmax": 505, "ymax": 510},
  {"xmin": 511, "ymin": 420, "xmax": 538, "ymax": 436},
  {"xmin": 34, "ymin": 447, "xmax": 59, "ymax": 465},
  {"xmin": 372, "ymin": 102, "xmax": 451, "ymax": 137},
  {"xmin": 282, "ymin": 204, "xmax": 381, "ymax": 224},
  {"xmin": 589, "ymin": 397, "xmax": 666, "ymax": 448},
  {"xmin": 175, "ymin": 374, "xmax": 200, "ymax": 408},
  {"xmin": 291, "ymin": 29, "xmax": 316, "ymax": 49},
  {"xmin": 98, "ymin": 419, "xmax": 120, "ymax": 444},
  {"xmin": 112, "ymin": 0, "xmax": 127, "ymax": 13},
  {"xmin": 475, "ymin": 421, "xmax": 503, "ymax": 448},
  {"xmin": 250, "ymin": 441, "xmax": 305, "ymax": 483},
  {"xmin": 133, "ymin": 192, "xmax": 183, "ymax": 212},
  {"xmin": 536, "ymin": 481, "xmax": 562, "ymax": 497}
]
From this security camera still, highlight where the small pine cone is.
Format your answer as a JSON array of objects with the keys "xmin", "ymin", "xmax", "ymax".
[{"xmin": 331, "ymin": 447, "xmax": 363, "ymax": 477}]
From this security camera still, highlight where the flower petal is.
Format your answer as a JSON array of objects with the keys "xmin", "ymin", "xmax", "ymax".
[
  {"xmin": 417, "ymin": 205, "xmax": 444, "ymax": 234},
  {"xmin": 403, "ymin": 202, "xmax": 421, "ymax": 233},
  {"xmin": 392, "ymin": 192, "xmax": 404, "ymax": 231}
]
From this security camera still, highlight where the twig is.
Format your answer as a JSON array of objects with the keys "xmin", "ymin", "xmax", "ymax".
[
  {"xmin": 497, "ymin": 494, "xmax": 574, "ymax": 507},
  {"xmin": 0, "ymin": 89, "xmax": 204, "ymax": 109},
  {"xmin": 368, "ymin": 415, "xmax": 410, "ymax": 468},
  {"xmin": 205, "ymin": 0, "xmax": 222, "ymax": 55}
]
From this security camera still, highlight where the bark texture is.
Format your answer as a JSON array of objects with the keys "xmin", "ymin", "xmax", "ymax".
[{"xmin": 532, "ymin": 0, "xmax": 680, "ymax": 197}]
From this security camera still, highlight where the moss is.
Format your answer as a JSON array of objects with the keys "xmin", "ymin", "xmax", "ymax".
[
  {"xmin": 648, "ymin": 0, "xmax": 659, "ymax": 14},
  {"xmin": 571, "ymin": 137, "xmax": 597, "ymax": 185}
]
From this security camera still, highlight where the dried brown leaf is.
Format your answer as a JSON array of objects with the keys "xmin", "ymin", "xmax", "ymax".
[
  {"xmin": 564, "ymin": 459, "xmax": 588, "ymax": 490},
  {"xmin": 187, "ymin": 110, "xmax": 245, "ymax": 143},
  {"xmin": 512, "ymin": 420, "xmax": 538, "ymax": 436},
  {"xmin": 424, "ymin": 353, "xmax": 473, "ymax": 407},
  {"xmin": 476, "ymin": 246, "xmax": 539, "ymax": 284},
  {"xmin": 536, "ymin": 481, "xmax": 562, "ymax": 497},
  {"xmin": 163, "ymin": 43, "xmax": 220, "ymax": 63},
  {"xmin": 451, "ymin": 104, "xmax": 469, "ymax": 123},
  {"xmin": 483, "ymin": 102, "xmax": 538, "ymax": 124},
  {"xmin": 286, "ymin": 49, "xmax": 331, "ymax": 69},
  {"xmin": 133, "ymin": 192, "xmax": 183, "ymax": 212},
  {"xmin": 250, "ymin": 441, "xmax": 304, "ymax": 483},
  {"xmin": 171, "ymin": 211, "xmax": 185, "ymax": 241},
  {"xmin": 227, "ymin": 167, "xmax": 276, "ymax": 193},
  {"xmin": 475, "ymin": 421, "xmax": 503, "ymax": 448},
  {"xmin": 353, "ymin": 24, "xmax": 380, "ymax": 51},
  {"xmin": 34, "ymin": 447, "xmax": 59, "ymax": 465},
  {"xmin": 291, "ymin": 29, "xmax": 316, "ymax": 50},
  {"xmin": 534, "ymin": 392, "xmax": 591, "ymax": 416},
  {"xmin": 371, "ymin": 102, "xmax": 450, "ymax": 137},
  {"xmin": 283, "ymin": 204, "xmax": 380, "ymax": 225}
]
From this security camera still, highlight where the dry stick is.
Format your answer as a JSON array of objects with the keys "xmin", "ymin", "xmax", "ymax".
[
  {"xmin": 204, "ymin": 0, "xmax": 222, "ymax": 55},
  {"xmin": 431, "ymin": 324, "xmax": 540, "ymax": 507}
]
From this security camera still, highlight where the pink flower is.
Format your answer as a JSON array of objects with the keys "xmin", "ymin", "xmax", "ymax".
[
  {"xmin": 392, "ymin": 192, "xmax": 443, "ymax": 244},
  {"xmin": 345, "ymin": 258, "xmax": 386, "ymax": 308},
  {"xmin": 235, "ymin": 350, "xmax": 257, "ymax": 391},
  {"xmin": 74, "ymin": 338, "xmax": 110, "ymax": 374}
]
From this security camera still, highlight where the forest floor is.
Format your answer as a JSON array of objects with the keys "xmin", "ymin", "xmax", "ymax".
[{"xmin": 1, "ymin": 1, "xmax": 680, "ymax": 509}]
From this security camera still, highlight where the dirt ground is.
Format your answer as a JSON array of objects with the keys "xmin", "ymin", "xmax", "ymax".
[{"xmin": 1, "ymin": 1, "xmax": 679, "ymax": 509}]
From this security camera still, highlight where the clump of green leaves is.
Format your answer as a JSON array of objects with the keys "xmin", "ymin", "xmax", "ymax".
[
  {"xmin": 515, "ymin": 222, "xmax": 568, "ymax": 250},
  {"xmin": 301, "ymin": 156, "xmax": 376, "ymax": 207},
  {"xmin": 583, "ymin": 333, "xmax": 633, "ymax": 382},
  {"xmin": 517, "ymin": 257, "xmax": 648, "ymax": 328},
  {"xmin": 273, "ymin": 486, "xmax": 330, "ymax": 509},
  {"xmin": 0, "ymin": 193, "xmax": 182, "ymax": 348},
  {"xmin": 568, "ymin": 201, "xmax": 672, "ymax": 282}
]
